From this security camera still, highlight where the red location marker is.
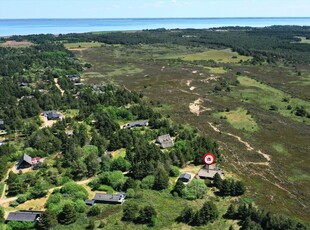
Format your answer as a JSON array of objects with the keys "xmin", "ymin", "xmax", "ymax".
[{"xmin": 203, "ymin": 153, "xmax": 215, "ymax": 165}]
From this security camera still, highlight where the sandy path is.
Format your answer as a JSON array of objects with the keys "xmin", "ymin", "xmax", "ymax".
[
  {"xmin": 208, "ymin": 122, "xmax": 271, "ymax": 165},
  {"xmin": 54, "ymin": 78, "xmax": 64, "ymax": 96}
]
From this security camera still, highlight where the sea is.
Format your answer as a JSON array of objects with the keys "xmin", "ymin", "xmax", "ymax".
[{"xmin": 1, "ymin": 18, "xmax": 310, "ymax": 36}]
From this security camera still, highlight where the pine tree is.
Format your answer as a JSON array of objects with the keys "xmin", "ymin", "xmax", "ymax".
[
  {"xmin": 173, "ymin": 180, "xmax": 185, "ymax": 196},
  {"xmin": 199, "ymin": 201, "xmax": 219, "ymax": 225},
  {"xmin": 234, "ymin": 181, "xmax": 246, "ymax": 196},
  {"xmin": 178, "ymin": 207, "xmax": 194, "ymax": 224},
  {"xmin": 225, "ymin": 204, "xmax": 237, "ymax": 219},
  {"xmin": 153, "ymin": 167, "xmax": 169, "ymax": 190},
  {"xmin": 58, "ymin": 204, "xmax": 77, "ymax": 225},
  {"xmin": 213, "ymin": 172, "xmax": 222, "ymax": 189},
  {"xmin": 35, "ymin": 210, "xmax": 58, "ymax": 229}
]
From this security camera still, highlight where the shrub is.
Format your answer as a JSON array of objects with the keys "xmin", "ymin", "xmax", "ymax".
[
  {"xmin": 169, "ymin": 166, "xmax": 180, "ymax": 177},
  {"xmin": 98, "ymin": 185, "xmax": 114, "ymax": 194},
  {"xmin": 141, "ymin": 176, "xmax": 155, "ymax": 189},
  {"xmin": 88, "ymin": 206, "xmax": 101, "ymax": 216},
  {"xmin": 126, "ymin": 188, "xmax": 135, "ymax": 198},
  {"xmin": 16, "ymin": 194, "xmax": 28, "ymax": 204}
]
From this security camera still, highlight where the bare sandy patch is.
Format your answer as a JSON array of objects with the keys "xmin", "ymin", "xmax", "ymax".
[{"xmin": 189, "ymin": 98, "xmax": 211, "ymax": 116}]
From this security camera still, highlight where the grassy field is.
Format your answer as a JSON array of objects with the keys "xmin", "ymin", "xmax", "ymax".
[
  {"xmin": 213, "ymin": 107, "xmax": 259, "ymax": 132},
  {"xmin": 164, "ymin": 48, "xmax": 251, "ymax": 63},
  {"xmin": 106, "ymin": 65, "xmax": 144, "ymax": 77},
  {"xmin": 64, "ymin": 42, "xmax": 103, "ymax": 49},
  {"xmin": 233, "ymin": 75, "xmax": 310, "ymax": 124},
  {"xmin": 295, "ymin": 36, "xmax": 310, "ymax": 44}
]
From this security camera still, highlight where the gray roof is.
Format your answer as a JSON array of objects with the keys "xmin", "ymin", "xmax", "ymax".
[
  {"xmin": 6, "ymin": 211, "xmax": 43, "ymax": 222},
  {"xmin": 156, "ymin": 134, "xmax": 174, "ymax": 149},
  {"xmin": 197, "ymin": 165, "xmax": 224, "ymax": 179},
  {"xmin": 93, "ymin": 193, "xmax": 125, "ymax": 203},
  {"xmin": 179, "ymin": 173, "xmax": 191, "ymax": 181},
  {"xmin": 20, "ymin": 153, "xmax": 33, "ymax": 165},
  {"xmin": 124, "ymin": 120, "xmax": 148, "ymax": 129},
  {"xmin": 85, "ymin": 199, "xmax": 95, "ymax": 206},
  {"xmin": 0, "ymin": 119, "xmax": 4, "ymax": 125}
]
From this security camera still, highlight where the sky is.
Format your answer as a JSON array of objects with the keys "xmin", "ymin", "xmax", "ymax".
[{"xmin": 0, "ymin": 0, "xmax": 310, "ymax": 19}]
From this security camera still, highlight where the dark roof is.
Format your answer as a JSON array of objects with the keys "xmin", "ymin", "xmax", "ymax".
[
  {"xmin": 43, "ymin": 110, "xmax": 60, "ymax": 120},
  {"xmin": 124, "ymin": 120, "xmax": 148, "ymax": 129},
  {"xmin": 6, "ymin": 211, "xmax": 43, "ymax": 222},
  {"xmin": 179, "ymin": 173, "xmax": 191, "ymax": 181},
  {"xmin": 156, "ymin": 134, "xmax": 174, "ymax": 148},
  {"xmin": 66, "ymin": 74, "xmax": 80, "ymax": 78},
  {"xmin": 93, "ymin": 193, "xmax": 125, "ymax": 203},
  {"xmin": 85, "ymin": 199, "xmax": 95, "ymax": 206}
]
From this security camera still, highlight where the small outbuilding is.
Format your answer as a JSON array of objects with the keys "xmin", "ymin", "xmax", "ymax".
[
  {"xmin": 178, "ymin": 173, "xmax": 191, "ymax": 183},
  {"xmin": 156, "ymin": 134, "xmax": 174, "ymax": 149},
  {"xmin": 123, "ymin": 120, "xmax": 149, "ymax": 129},
  {"xmin": 6, "ymin": 211, "xmax": 43, "ymax": 223}
]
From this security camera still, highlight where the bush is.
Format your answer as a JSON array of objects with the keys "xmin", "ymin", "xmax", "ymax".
[
  {"xmin": 126, "ymin": 188, "xmax": 135, "ymax": 198},
  {"xmin": 74, "ymin": 199, "xmax": 87, "ymax": 213},
  {"xmin": 98, "ymin": 185, "xmax": 114, "ymax": 194},
  {"xmin": 140, "ymin": 176, "xmax": 155, "ymax": 189},
  {"xmin": 60, "ymin": 182, "xmax": 88, "ymax": 200},
  {"xmin": 88, "ymin": 206, "xmax": 101, "ymax": 216},
  {"xmin": 16, "ymin": 194, "xmax": 28, "ymax": 204},
  {"xmin": 10, "ymin": 201, "xmax": 19, "ymax": 207},
  {"xmin": 169, "ymin": 166, "xmax": 180, "ymax": 177},
  {"xmin": 182, "ymin": 179, "xmax": 207, "ymax": 200}
]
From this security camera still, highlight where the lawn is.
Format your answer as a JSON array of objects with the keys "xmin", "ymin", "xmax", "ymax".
[
  {"xmin": 205, "ymin": 67, "xmax": 227, "ymax": 74},
  {"xmin": 64, "ymin": 42, "xmax": 103, "ymax": 49},
  {"xmin": 213, "ymin": 107, "xmax": 259, "ymax": 132},
  {"xmin": 165, "ymin": 48, "xmax": 252, "ymax": 63}
]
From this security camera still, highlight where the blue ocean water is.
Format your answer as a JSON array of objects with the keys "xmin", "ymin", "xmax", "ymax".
[{"xmin": 1, "ymin": 18, "xmax": 310, "ymax": 36}]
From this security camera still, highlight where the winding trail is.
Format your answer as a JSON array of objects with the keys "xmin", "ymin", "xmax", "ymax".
[{"xmin": 208, "ymin": 122, "xmax": 271, "ymax": 164}]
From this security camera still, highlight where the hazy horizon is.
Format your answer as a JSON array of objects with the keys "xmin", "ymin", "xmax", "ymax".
[{"xmin": 1, "ymin": 0, "xmax": 310, "ymax": 19}]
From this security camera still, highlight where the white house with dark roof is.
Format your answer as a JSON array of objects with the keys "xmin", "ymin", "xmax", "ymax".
[{"xmin": 156, "ymin": 134, "xmax": 174, "ymax": 149}]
